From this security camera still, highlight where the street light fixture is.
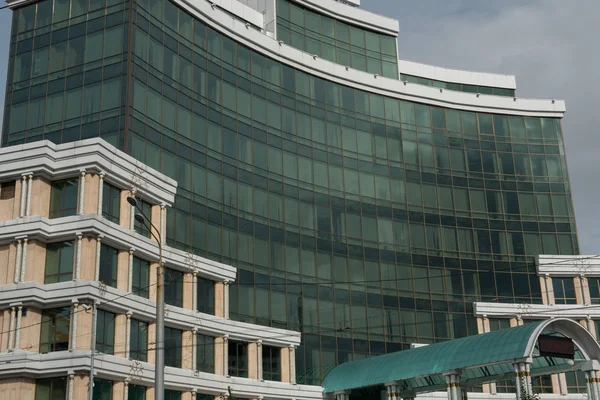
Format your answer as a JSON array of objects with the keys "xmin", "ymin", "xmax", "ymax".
[{"xmin": 127, "ymin": 195, "xmax": 165, "ymax": 400}]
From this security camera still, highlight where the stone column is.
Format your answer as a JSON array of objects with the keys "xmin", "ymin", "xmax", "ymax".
[
  {"xmin": 78, "ymin": 170, "xmax": 86, "ymax": 215},
  {"xmin": 125, "ymin": 312, "xmax": 132, "ymax": 359},
  {"xmin": 514, "ymin": 362, "xmax": 532, "ymax": 400},
  {"xmin": 334, "ymin": 391, "xmax": 350, "ymax": 400},
  {"xmin": 68, "ymin": 373, "xmax": 75, "ymax": 400},
  {"xmin": 192, "ymin": 328, "xmax": 198, "ymax": 370},
  {"xmin": 7, "ymin": 306, "xmax": 16, "ymax": 351},
  {"xmin": 289, "ymin": 345, "xmax": 296, "ymax": 385},
  {"xmin": 20, "ymin": 238, "xmax": 28, "ymax": 283},
  {"xmin": 257, "ymin": 340, "xmax": 263, "ymax": 381},
  {"xmin": 75, "ymin": 234, "xmax": 83, "ymax": 280},
  {"xmin": 128, "ymin": 248, "xmax": 134, "ymax": 292},
  {"xmin": 70, "ymin": 300, "xmax": 79, "ymax": 351},
  {"xmin": 97, "ymin": 173, "xmax": 105, "ymax": 214},
  {"xmin": 123, "ymin": 381, "xmax": 129, "ymax": 400},
  {"xmin": 445, "ymin": 372, "xmax": 460, "ymax": 400},
  {"xmin": 192, "ymin": 272, "xmax": 198, "ymax": 312},
  {"xmin": 14, "ymin": 306, "xmax": 23, "ymax": 349},
  {"xmin": 223, "ymin": 335, "xmax": 229, "ymax": 376},
  {"xmin": 19, "ymin": 175, "xmax": 27, "ymax": 217},
  {"xmin": 160, "ymin": 204, "xmax": 166, "ymax": 244},
  {"xmin": 386, "ymin": 383, "xmax": 400, "ymax": 400},
  {"xmin": 223, "ymin": 282, "xmax": 230, "ymax": 319},
  {"xmin": 95, "ymin": 236, "xmax": 103, "ymax": 281},
  {"xmin": 14, "ymin": 239, "xmax": 22, "ymax": 284},
  {"xmin": 25, "ymin": 174, "xmax": 33, "ymax": 217}
]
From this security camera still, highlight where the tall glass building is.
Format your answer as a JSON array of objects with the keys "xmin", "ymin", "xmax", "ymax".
[{"xmin": 1, "ymin": 0, "xmax": 577, "ymax": 389}]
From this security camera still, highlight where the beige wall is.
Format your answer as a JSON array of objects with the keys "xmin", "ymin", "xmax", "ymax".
[
  {"xmin": 149, "ymin": 263, "xmax": 158, "ymax": 303},
  {"xmin": 214, "ymin": 282, "xmax": 224, "ymax": 318},
  {"xmin": 214, "ymin": 337, "xmax": 225, "ymax": 376},
  {"xmin": 114, "ymin": 314, "xmax": 127, "ymax": 358},
  {"xmin": 83, "ymin": 173, "xmax": 100, "ymax": 215},
  {"xmin": 19, "ymin": 308, "xmax": 42, "ymax": 353},
  {"xmin": 80, "ymin": 237, "xmax": 98, "ymax": 281},
  {"xmin": 24, "ymin": 240, "xmax": 46, "ymax": 284},
  {"xmin": 117, "ymin": 250, "xmax": 130, "ymax": 293},
  {"xmin": 0, "ymin": 377, "xmax": 36, "ymax": 400},
  {"xmin": 113, "ymin": 380, "xmax": 125, "ymax": 400},
  {"xmin": 0, "ymin": 243, "xmax": 17, "ymax": 286},
  {"xmin": 151, "ymin": 205, "xmax": 161, "ymax": 238},
  {"xmin": 280, "ymin": 347, "xmax": 290, "ymax": 383},
  {"xmin": 248, "ymin": 342, "xmax": 258, "ymax": 379},
  {"xmin": 0, "ymin": 310, "xmax": 9, "ymax": 352},
  {"xmin": 183, "ymin": 273, "xmax": 194, "ymax": 310},
  {"xmin": 72, "ymin": 375, "xmax": 90, "ymax": 399},
  {"xmin": 76, "ymin": 305, "xmax": 93, "ymax": 350},
  {"xmin": 182, "ymin": 331, "xmax": 194, "ymax": 370},
  {"xmin": 29, "ymin": 176, "xmax": 51, "ymax": 218},
  {"xmin": 119, "ymin": 190, "xmax": 133, "ymax": 229},
  {"xmin": 147, "ymin": 323, "xmax": 156, "ymax": 364}
]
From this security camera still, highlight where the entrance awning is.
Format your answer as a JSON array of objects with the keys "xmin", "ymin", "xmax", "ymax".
[{"xmin": 322, "ymin": 318, "xmax": 600, "ymax": 396}]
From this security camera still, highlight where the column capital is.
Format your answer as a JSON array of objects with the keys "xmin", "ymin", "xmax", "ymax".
[
  {"xmin": 129, "ymin": 247, "xmax": 135, "ymax": 254},
  {"xmin": 79, "ymin": 168, "xmax": 87, "ymax": 175},
  {"xmin": 15, "ymin": 235, "xmax": 28, "ymax": 241},
  {"xmin": 160, "ymin": 203, "xmax": 167, "ymax": 209},
  {"xmin": 99, "ymin": 172, "xmax": 106, "ymax": 178},
  {"xmin": 76, "ymin": 232, "xmax": 83, "ymax": 239},
  {"xmin": 126, "ymin": 310, "xmax": 133, "ymax": 318}
]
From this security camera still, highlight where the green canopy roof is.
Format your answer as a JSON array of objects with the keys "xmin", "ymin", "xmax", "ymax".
[{"xmin": 323, "ymin": 321, "xmax": 547, "ymax": 393}]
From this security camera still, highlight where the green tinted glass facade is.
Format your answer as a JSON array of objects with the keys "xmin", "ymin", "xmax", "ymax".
[
  {"xmin": 2, "ymin": 0, "xmax": 578, "ymax": 386},
  {"xmin": 276, "ymin": 0, "xmax": 398, "ymax": 79}
]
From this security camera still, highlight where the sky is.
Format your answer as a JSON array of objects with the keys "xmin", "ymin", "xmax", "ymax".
[{"xmin": 0, "ymin": 0, "xmax": 598, "ymax": 252}]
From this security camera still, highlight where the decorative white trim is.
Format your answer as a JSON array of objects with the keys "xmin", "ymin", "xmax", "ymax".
[
  {"xmin": 68, "ymin": 373, "xmax": 74, "ymax": 400},
  {"xmin": 25, "ymin": 175, "xmax": 32, "ymax": 217},
  {"xmin": 19, "ymin": 238, "xmax": 28, "ymax": 283},
  {"xmin": 0, "ymin": 281, "xmax": 302, "ymax": 347},
  {"xmin": 289, "ymin": 345, "xmax": 296, "ymax": 385},
  {"xmin": 192, "ymin": 272, "xmax": 198, "ymax": 312},
  {"xmin": 78, "ymin": 170, "xmax": 86, "ymax": 215},
  {"xmin": 125, "ymin": 311, "xmax": 133, "ymax": 359},
  {"xmin": 160, "ymin": 204, "xmax": 166, "ymax": 245},
  {"xmin": 257, "ymin": 340, "xmax": 263, "ymax": 381},
  {"xmin": 223, "ymin": 335, "xmax": 229, "ymax": 375},
  {"xmin": 0, "ymin": 139, "xmax": 177, "ymax": 207},
  {"xmin": 475, "ymin": 301, "xmax": 600, "ymax": 319},
  {"xmin": 398, "ymin": 59, "xmax": 516, "ymax": 89},
  {"xmin": 210, "ymin": 0, "xmax": 264, "ymax": 29},
  {"xmin": 0, "ymin": 350, "xmax": 324, "ymax": 400},
  {"xmin": 123, "ymin": 381, "xmax": 129, "ymax": 400},
  {"xmin": 0, "ymin": 215, "xmax": 236, "ymax": 282},
  {"xmin": 538, "ymin": 255, "xmax": 600, "ymax": 276}
]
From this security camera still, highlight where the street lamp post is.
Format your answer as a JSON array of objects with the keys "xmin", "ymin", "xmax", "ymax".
[{"xmin": 127, "ymin": 196, "xmax": 164, "ymax": 400}]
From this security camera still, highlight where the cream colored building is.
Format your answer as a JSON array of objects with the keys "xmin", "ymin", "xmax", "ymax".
[{"xmin": 0, "ymin": 139, "xmax": 323, "ymax": 400}]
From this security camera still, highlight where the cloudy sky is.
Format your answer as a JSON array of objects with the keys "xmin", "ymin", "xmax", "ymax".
[{"xmin": 0, "ymin": 0, "xmax": 598, "ymax": 252}]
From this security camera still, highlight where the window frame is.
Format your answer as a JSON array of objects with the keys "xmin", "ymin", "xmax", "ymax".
[
  {"xmin": 228, "ymin": 340, "xmax": 248, "ymax": 378},
  {"xmin": 99, "ymin": 243, "xmax": 119, "ymax": 288},
  {"xmin": 101, "ymin": 181, "xmax": 121, "ymax": 224},
  {"xmin": 40, "ymin": 307, "xmax": 70, "ymax": 353},
  {"xmin": 49, "ymin": 178, "xmax": 79, "ymax": 218},
  {"xmin": 132, "ymin": 256, "xmax": 150, "ymax": 298},
  {"xmin": 165, "ymin": 327, "xmax": 182, "ymax": 368},
  {"xmin": 196, "ymin": 333, "xmax": 214, "ymax": 373},
  {"xmin": 262, "ymin": 345, "xmax": 281, "ymax": 381},
  {"xmin": 44, "ymin": 240, "xmax": 75, "ymax": 283},
  {"xmin": 196, "ymin": 276, "xmax": 215, "ymax": 314},
  {"xmin": 96, "ymin": 309, "xmax": 116, "ymax": 355},
  {"xmin": 130, "ymin": 318, "xmax": 148, "ymax": 362}
]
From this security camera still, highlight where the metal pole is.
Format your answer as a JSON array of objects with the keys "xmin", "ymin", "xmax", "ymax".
[
  {"xmin": 155, "ymin": 240, "xmax": 164, "ymax": 400},
  {"xmin": 89, "ymin": 301, "xmax": 97, "ymax": 400}
]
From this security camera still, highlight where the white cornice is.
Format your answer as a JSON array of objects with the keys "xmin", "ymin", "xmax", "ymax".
[
  {"xmin": 398, "ymin": 59, "xmax": 517, "ymax": 89},
  {"xmin": 0, "ymin": 350, "xmax": 324, "ymax": 399},
  {"xmin": 0, "ymin": 139, "xmax": 178, "ymax": 207},
  {"xmin": 208, "ymin": 0, "xmax": 264, "ymax": 28},
  {"xmin": 0, "ymin": 281, "xmax": 301, "ymax": 346},
  {"xmin": 176, "ymin": 0, "xmax": 565, "ymax": 117},
  {"xmin": 287, "ymin": 0, "xmax": 398, "ymax": 36},
  {"xmin": 0, "ymin": 215, "xmax": 237, "ymax": 282},
  {"xmin": 537, "ymin": 255, "xmax": 600, "ymax": 277},
  {"xmin": 474, "ymin": 302, "xmax": 598, "ymax": 319}
]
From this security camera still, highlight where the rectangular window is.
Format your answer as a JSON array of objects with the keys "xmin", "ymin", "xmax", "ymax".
[
  {"xmin": 99, "ymin": 244, "xmax": 118, "ymax": 288},
  {"xmin": 35, "ymin": 377, "xmax": 67, "ymax": 400},
  {"xmin": 134, "ymin": 197, "xmax": 153, "ymax": 238},
  {"xmin": 262, "ymin": 345, "xmax": 281, "ymax": 381},
  {"xmin": 197, "ymin": 277, "xmax": 215, "ymax": 314},
  {"xmin": 128, "ymin": 384, "xmax": 147, "ymax": 400},
  {"xmin": 130, "ymin": 319, "xmax": 148, "ymax": 362},
  {"xmin": 102, "ymin": 182, "xmax": 121, "ymax": 224},
  {"xmin": 40, "ymin": 307, "xmax": 70, "ymax": 353},
  {"xmin": 93, "ymin": 379, "xmax": 113, "ymax": 400},
  {"xmin": 165, "ymin": 390, "xmax": 182, "ymax": 400},
  {"xmin": 165, "ymin": 327, "xmax": 182, "ymax": 368},
  {"xmin": 96, "ymin": 310, "xmax": 115, "ymax": 355},
  {"xmin": 196, "ymin": 333, "xmax": 214, "ymax": 373},
  {"xmin": 552, "ymin": 277, "xmax": 576, "ymax": 305},
  {"xmin": 0, "ymin": 181, "xmax": 16, "ymax": 200},
  {"xmin": 228, "ymin": 340, "xmax": 248, "ymax": 377},
  {"xmin": 44, "ymin": 241, "xmax": 75, "ymax": 283},
  {"xmin": 49, "ymin": 178, "xmax": 79, "ymax": 218},
  {"xmin": 132, "ymin": 256, "xmax": 150, "ymax": 298},
  {"xmin": 165, "ymin": 268, "xmax": 184, "ymax": 307}
]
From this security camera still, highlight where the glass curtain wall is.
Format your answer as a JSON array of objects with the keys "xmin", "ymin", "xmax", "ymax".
[{"xmin": 2, "ymin": 0, "xmax": 579, "ymax": 386}]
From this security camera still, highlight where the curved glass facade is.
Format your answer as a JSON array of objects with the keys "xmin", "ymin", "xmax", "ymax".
[{"xmin": 2, "ymin": 0, "xmax": 578, "ymax": 386}]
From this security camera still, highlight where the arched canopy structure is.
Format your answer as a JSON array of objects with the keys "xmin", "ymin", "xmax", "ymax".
[{"xmin": 323, "ymin": 318, "xmax": 600, "ymax": 397}]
